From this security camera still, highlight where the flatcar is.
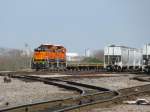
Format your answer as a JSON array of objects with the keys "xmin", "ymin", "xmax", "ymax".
[
  {"xmin": 66, "ymin": 63, "xmax": 103, "ymax": 71},
  {"xmin": 104, "ymin": 45, "xmax": 142, "ymax": 72}
]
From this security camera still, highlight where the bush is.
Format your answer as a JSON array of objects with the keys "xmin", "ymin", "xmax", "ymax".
[{"xmin": 82, "ymin": 57, "xmax": 103, "ymax": 64}]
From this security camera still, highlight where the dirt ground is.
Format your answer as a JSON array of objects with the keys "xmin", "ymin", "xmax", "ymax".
[
  {"xmin": 86, "ymin": 95, "xmax": 150, "ymax": 112},
  {"xmin": 0, "ymin": 76, "xmax": 76, "ymax": 109},
  {"xmin": 0, "ymin": 73, "xmax": 150, "ymax": 111},
  {"xmin": 33, "ymin": 73, "xmax": 150, "ymax": 112},
  {"xmin": 71, "ymin": 73, "xmax": 150, "ymax": 112},
  {"xmin": 71, "ymin": 74, "xmax": 150, "ymax": 90}
]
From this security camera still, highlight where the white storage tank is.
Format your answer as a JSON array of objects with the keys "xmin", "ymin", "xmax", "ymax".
[{"xmin": 66, "ymin": 53, "xmax": 80, "ymax": 62}]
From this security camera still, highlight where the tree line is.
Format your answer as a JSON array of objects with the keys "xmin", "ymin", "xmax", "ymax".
[
  {"xmin": 0, "ymin": 48, "xmax": 104, "ymax": 71},
  {"xmin": 0, "ymin": 48, "xmax": 32, "ymax": 71}
]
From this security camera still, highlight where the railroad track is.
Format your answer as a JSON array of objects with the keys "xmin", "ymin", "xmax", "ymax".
[
  {"xmin": 0, "ymin": 69, "xmax": 144, "ymax": 76},
  {"xmin": 1, "ymin": 73, "xmax": 150, "ymax": 112},
  {"xmin": 2, "ymin": 83, "xmax": 150, "ymax": 112},
  {"xmin": 0, "ymin": 74, "xmax": 117, "ymax": 112},
  {"xmin": 14, "ymin": 75, "xmax": 110, "ymax": 95},
  {"xmin": 55, "ymin": 84, "xmax": 150, "ymax": 112},
  {"xmin": 0, "ymin": 70, "xmax": 108, "ymax": 76},
  {"xmin": 132, "ymin": 75, "xmax": 150, "ymax": 82}
]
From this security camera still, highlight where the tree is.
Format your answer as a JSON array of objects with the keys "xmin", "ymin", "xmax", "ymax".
[
  {"xmin": 0, "ymin": 47, "xmax": 32, "ymax": 71},
  {"xmin": 82, "ymin": 49, "xmax": 104, "ymax": 63}
]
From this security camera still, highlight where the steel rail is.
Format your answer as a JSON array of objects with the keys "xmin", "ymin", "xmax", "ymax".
[
  {"xmin": 1, "ymin": 73, "xmax": 149, "ymax": 112},
  {"xmin": 0, "ymin": 74, "xmax": 114, "ymax": 112},
  {"xmin": 3, "ymin": 84, "xmax": 150, "ymax": 112},
  {"xmin": 55, "ymin": 84, "xmax": 150, "ymax": 112}
]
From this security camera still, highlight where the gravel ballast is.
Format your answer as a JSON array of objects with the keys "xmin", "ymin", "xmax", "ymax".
[
  {"xmin": 71, "ymin": 73, "xmax": 150, "ymax": 112},
  {"xmin": 71, "ymin": 74, "xmax": 150, "ymax": 90},
  {"xmin": 87, "ymin": 95, "xmax": 150, "ymax": 112},
  {"xmin": 0, "ymin": 76, "xmax": 76, "ymax": 109}
]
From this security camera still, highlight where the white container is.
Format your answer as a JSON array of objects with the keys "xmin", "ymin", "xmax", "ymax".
[
  {"xmin": 143, "ymin": 44, "xmax": 150, "ymax": 55},
  {"xmin": 142, "ymin": 44, "xmax": 150, "ymax": 66},
  {"xmin": 104, "ymin": 45, "xmax": 142, "ymax": 69}
]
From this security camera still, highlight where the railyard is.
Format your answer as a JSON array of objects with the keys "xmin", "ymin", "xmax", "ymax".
[
  {"xmin": 1, "ymin": 0, "xmax": 150, "ymax": 111},
  {"xmin": 0, "ymin": 71, "xmax": 150, "ymax": 112},
  {"xmin": 0, "ymin": 43, "xmax": 150, "ymax": 112}
]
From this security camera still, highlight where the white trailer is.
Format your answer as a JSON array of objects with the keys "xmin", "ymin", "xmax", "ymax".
[{"xmin": 104, "ymin": 45, "xmax": 142, "ymax": 71}]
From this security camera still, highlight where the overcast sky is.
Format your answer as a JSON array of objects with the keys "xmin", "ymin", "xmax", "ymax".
[{"xmin": 0, "ymin": 0, "xmax": 150, "ymax": 53}]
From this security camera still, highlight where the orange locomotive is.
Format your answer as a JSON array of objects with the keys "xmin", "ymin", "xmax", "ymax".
[{"xmin": 31, "ymin": 44, "xmax": 66, "ymax": 70}]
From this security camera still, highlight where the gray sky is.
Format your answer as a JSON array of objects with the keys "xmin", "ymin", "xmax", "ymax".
[{"xmin": 0, "ymin": 0, "xmax": 150, "ymax": 53}]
